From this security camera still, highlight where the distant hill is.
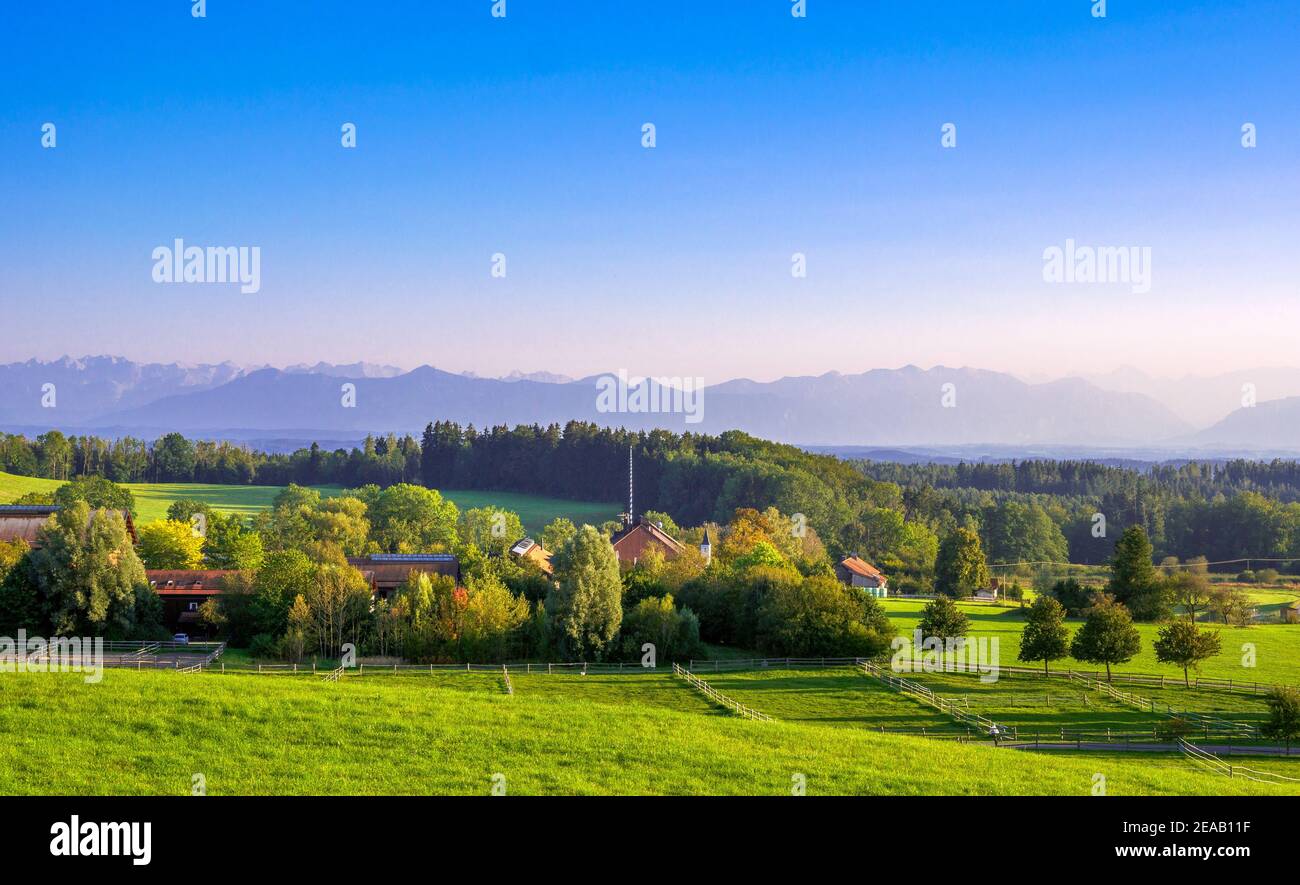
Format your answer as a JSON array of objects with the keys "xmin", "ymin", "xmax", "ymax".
[
  {"xmin": 0, "ymin": 356, "xmax": 244, "ymax": 426},
  {"xmin": 71, "ymin": 361, "xmax": 1192, "ymax": 447},
  {"xmin": 1087, "ymin": 365, "xmax": 1300, "ymax": 427},
  {"xmin": 1193, "ymin": 396, "xmax": 1300, "ymax": 450}
]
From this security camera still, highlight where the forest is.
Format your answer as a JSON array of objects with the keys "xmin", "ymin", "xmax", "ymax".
[{"xmin": 6, "ymin": 424, "xmax": 1300, "ymax": 574}]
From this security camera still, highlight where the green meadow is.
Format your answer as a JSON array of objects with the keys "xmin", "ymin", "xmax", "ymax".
[
  {"xmin": 0, "ymin": 668, "xmax": 1294, "ymax": 796},
  {"xmin": 0, "ymin": 470, "xmax": 617, "ymax": 534},
  {"xmin": 881, "ymin": 599, "xmax": 1300, "ymax": 687}
]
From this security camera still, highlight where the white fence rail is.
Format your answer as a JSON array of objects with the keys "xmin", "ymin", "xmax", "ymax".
[
  {"xmin": 1179, "ymin": 738, "xmax": 1300, "ymax": 785},
  {"xmin": 672, "ymin": 664, "xmax": 772, "ymax": 720},
  {"xmin": 860, "ymin": 661, "xmax": 1015, "ymax": 739}
]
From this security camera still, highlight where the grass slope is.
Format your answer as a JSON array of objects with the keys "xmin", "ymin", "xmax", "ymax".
[
  {"xmin": 0, "ymin": 471, "xmax": 616, "ymax": 534},
  {"xmin": 882, "ymin": 599, "xmax": 1300, "ymax": 686},
  {"xmin": 0, "ymin": 669, "xmax": 1293, "ymax": 796}
]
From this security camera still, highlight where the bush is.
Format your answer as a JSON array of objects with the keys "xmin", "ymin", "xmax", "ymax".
[
  {"xmin": 617, "ymin": 595, "xmax": 702, "ymax": 663},
  {"xmin": 1048, "ymin": 578, "xmax": 1094, "ymax": 616},
  {"xmin": 248, "ymin": 633, "xmax": 279, "ymax": 659},
  {"xmin": 1237, "ymin": 570, "xmax": 1257, "ymax": 584}
]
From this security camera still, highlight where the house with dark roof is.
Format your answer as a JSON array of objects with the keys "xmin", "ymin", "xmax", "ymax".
[
  {"xmin": 834, "ymin": 555, "xmax": 889, "ymax": 598},
  {"xmin": 146, "ymin": 569, "xmax": 235, "ymax": 634},
  {"xmin": 609, "ymin": 517, "xmax": 685, "ymax": 567},
  {"xmin": 0, "ymin": 504, "xmax": 138, "ymax": 547},
  {"xmin": 346, "ymin": 553, "xmax": 460, "ymax": 600}
]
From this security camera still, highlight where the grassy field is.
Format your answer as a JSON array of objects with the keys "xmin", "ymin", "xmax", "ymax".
[
  {"xmin": 690, "ymin": 668, "xmax": 962, "ymax": 734},
  {"xmin": 687, "ymin": 665, "xmax": 1277, "ymax": 743},
  {"xmin": 881, "ymin": 598, "xmax": 1300, "ymax": 686},
  {"xmin": 0, "ymin": 668, "xmax": 1294, "ymax": 796},
  {"xmin": 0, "ymin": 470, "xmax": 617, "ymax": 534}
]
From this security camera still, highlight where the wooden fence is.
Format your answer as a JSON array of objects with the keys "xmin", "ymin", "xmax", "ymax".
[
  {"xmin": 1067, "ymin": 672, "xmax": 1259, "ymax": 739},
  {"xmin": 1179, "ymin": 738, "xmax": 1300, "ymax": 784},
  {"xmin": 672, "ymin": 664, "xmax": 772, "ymax": 720},
  {"xmin": 686, "ymin": 656, "xmax": 1293, "ymax": 698},
  {"xmin": 859, "ymin": 661, "xmax": 1016, "ymax": 739}
]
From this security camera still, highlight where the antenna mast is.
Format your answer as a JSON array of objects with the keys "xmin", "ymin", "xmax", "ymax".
[{"xmin": 627, "ymin": 445, "xmax": 634, "ymax": 525}]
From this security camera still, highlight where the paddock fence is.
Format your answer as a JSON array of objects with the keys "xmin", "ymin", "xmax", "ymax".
[
  {"xmin": 1179, "ymin": 738, "xmax": 1300, "ymax": 785},
  {"xmin": 672, "ymin": 663, "xmax": 772, "ymax": 720},
  {"xmin": 1066, "ymin": 672, "xmax": 1259, "ymax": 740},
  {"xmin": 686, "ymin": 656, "xmax": 1295, "ymax": 698},
  {"xmin": 859, "ymin": 660, "xmax": 1017, "ymax": 740}
]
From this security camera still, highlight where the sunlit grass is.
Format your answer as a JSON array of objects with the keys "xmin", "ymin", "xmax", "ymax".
[
  {"xmin": 0, "ymin": 471, "xmax": 616, "ymax": 534},
  {"xmin": 881, "ymin": 599, "xmax": 1300, "ymax": 686},
  {"xmin": 0, "ymin": 669, "xmax": 1295, "ymax": 796}
]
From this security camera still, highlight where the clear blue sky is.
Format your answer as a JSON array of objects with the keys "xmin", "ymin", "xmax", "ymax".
[{"xmin": 2, "ymin": 0, "xmax": 1296, "ymax": 381}]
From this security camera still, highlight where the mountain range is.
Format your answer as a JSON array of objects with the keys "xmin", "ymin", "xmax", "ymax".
[{"xmin": 3, "ymin": 356, "xmax": 1300, "ymax": 453}]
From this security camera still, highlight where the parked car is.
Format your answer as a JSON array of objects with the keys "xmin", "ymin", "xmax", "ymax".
[{"xmin": 172, "ymin": 633, "xmax": 190, "ymax": 645}]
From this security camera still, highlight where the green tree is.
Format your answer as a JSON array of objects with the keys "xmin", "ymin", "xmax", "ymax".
[
  {"xmin": 540, "ymin": 517, "xmax": 577, "ymax": 553},
  {"xmin": 618, "ymin": 594, "xmax": 702, "ymax": 663},
  {"xmin": 549, "ymin": 525, "xmax": 623, "ymax": 660},
  {"xmin": 368, "ymin": 483, "xmax": 459, "ymax": 552},
  {"xmin": 1070, "ymin": 595, "xmax": 1141, "ymax": 682},
  {"xmin": 457, "ymin": 507, "xmax": 525, "ymax": 558},
  {"xmin": 201, "ymin": 512, "xmax": 266, "ymax": 571},
  {"xmin": 1018, "ymin": 595, "xmax": 1071, "ymax": 675},
  {"xmin": 1261, "ymin": 686, "xmax": 1300, "ymax": 752},
  {"xmin": 53, "ymin": 475, "xmax": 136, "ymax": 515},
  {"xmin": 917, "ymin": 593, "xmax": 969, "ymax": 640},
  {"xmin": 755, "ymin": 575, "xmax": 895, "ymax": 658},
  {"xmin": 1108, "ymin": 526, "xmax": 1166, "ymax": 619},
  {"xmin": 934, "ymin": 527, "xmax": 989, "ymax": 598},
  {"xmin": 137, "ymin": 519, "xmax": 205, "ymax": 569},
  {"xmin": 1047, "ymin": 577, "xmax": 1095, "ymax": 616},
  {"xmin": 1153, "ymin": 620, "xmax": 1222, "ymax": 687},
  {"xmin": 1164, "ymin": 570, "xmax": 1212, "ymax": 622},
  {"xmin": 461, "ymin": 573, "xmax": 532, "ymax": 662},
  {"xmin": 249, "ymin": 549, "xmax": 314, "ymax": 638},
  {"xmin": 1207, "ymin": 585, "xmax": 1253, "ymax": 626},
  {"xmin": 151, "ymin": 432, "xmax": 196, "ymax": 481},
  {"xmin": 26, "ymin": 502, "xmax": 163, "ymax": 638}
]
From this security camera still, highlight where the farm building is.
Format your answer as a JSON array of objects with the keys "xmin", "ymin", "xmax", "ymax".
[
  {"xmin": 146, "ymin": 569, "xmax": 235, "ymax": 635},
  {"xmin": 509, "ymin": 538, "xmax": 554, "ymax": 576},
  {"xmin": 347, "ymin": 553, "xmax": 460, "ymax": 600},
  {"xmin": 610, "ymin": 516, "xmax": 685, "ymax": 567},
  {"xmin": 834, "ymin": 555, "xmax": 889, "ymax": 597},
  {"xmin": 0, "ymin": 504, "xmax": 138, "ymax": 547}
]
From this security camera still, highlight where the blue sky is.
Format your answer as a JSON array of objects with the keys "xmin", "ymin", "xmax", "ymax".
[{"xmin": 1, "ymin": 0, "xmax": 1297, "ymax": 381}]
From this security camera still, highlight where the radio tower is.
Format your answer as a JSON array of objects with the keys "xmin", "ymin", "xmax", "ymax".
[{"xmin": 627, "ymin": 445, "xmax": 634, "ymax": 526}]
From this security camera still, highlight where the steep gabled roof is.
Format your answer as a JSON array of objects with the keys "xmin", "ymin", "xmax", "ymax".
[
  {"xmin": 839, "ymin": 556, "xmax": 886, "ymax": 581},
  {"xmin": 610, "ymin": 518, "xmax": 685, "ymax": 555}
]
